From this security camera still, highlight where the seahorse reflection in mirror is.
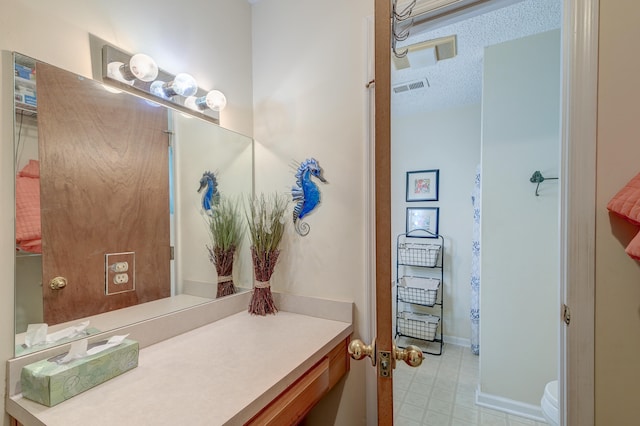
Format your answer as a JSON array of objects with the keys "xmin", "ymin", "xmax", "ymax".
[{"xmin": 198, "ymin": 171, "xmax": 220, "ymax": 216}]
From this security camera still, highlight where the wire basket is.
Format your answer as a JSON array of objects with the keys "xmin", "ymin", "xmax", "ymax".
[
  {"xmin": 397, "ymin": 243, "xmax": 441, "ymax": 267},
  {"xmin": 397, "ymin": 276, "xmax": 440, "ymax": 306},
  {"xmin": 397, "ymin": 312, "xmax": 440, "ymax": 341}
]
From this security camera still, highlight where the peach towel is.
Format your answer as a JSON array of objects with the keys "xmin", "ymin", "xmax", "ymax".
[
  {"xmin": 607, "ymin": 172, "xmax": 640, "ymax": 260},
  {"xmin": 15, "ymin": 159, "xmax": 41, "ymax": 253}
]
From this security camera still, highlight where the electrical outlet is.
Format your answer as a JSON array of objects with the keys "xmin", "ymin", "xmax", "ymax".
[
  {"xmin": 105, "ymin": 252, "xmax": 135, "ymax": 295},
  {"xmin": 113, "ymin": 273, "xmax": 129, "ymax": 284},
  {"xmin": 110, "ymin": 262, "xmax": 129, "ymax": 273}
]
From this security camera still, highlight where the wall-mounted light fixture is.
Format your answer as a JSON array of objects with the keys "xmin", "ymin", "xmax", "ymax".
[{"xmin": 101, "ymin": 45, "xmax": 226, "ymax": 124}]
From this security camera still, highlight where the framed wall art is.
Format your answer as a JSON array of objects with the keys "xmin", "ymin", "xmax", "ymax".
[
  {"xmin": 406, "ymin": 207, "xmax": 439, "ymax": 237},
  {"xmin": 406, "ymin": 169, "xmax": 439, "ymax": 202}
]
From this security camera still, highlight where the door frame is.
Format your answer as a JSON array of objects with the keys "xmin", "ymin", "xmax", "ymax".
[{"xmin": 369, "ymin": 0, "xmax": 598, "ymax": 425}]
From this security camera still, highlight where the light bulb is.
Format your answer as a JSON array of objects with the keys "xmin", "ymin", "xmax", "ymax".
[
  {"xmin": 163, "ymin": 73, "xmax": 198, "ymax": 97},
  {"xmin": 128, "ymin": 54, "xmax": 158, "ymax": 82},
  {"xmin": 150, "ymin": 80, "xmax": 171, "ymax": 100},
  {"xmin": 106, "ymin": 62, "xmax": 133, "ymax": 85},
  {"xmin": 151, "ymin": 73, "xmax": 198, "ymax": 99},
  {"xmin": 184, "ymin": 90, "xmax": 227, "ymax": 112},
  {"xmin": 170, "ymin": 73, "xmax": 198, "ymax": 97},
  {"xmin": 204, "ymin": 90, "xmax": 227, "ymax": 111},
  {"xmin": 184, "ymin": 96, "xmax": 200, "ymax": 111},
  {"xmin": 107, "ymin": 54, "xmax": 158, "ymax": 84}
]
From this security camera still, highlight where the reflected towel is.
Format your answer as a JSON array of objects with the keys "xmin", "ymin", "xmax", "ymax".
[{"xmin": 15, "ymin": 159, "xmax": 41, "ymax": 253}]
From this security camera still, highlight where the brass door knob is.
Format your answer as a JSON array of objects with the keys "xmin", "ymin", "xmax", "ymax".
[
  {"xmin": 348, "ymin": 338, "xmax": 376, "ymax": 366},
  {"xmin": 394, "ymin": 343, "xmax": 423, "ymax": 368},
  {"xmin": 49, "ymin": 276, "xmax": 68, "ymax": 290}
]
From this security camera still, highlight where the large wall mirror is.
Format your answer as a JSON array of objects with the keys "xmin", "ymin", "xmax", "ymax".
[{"xmin": 13, "ymin": 52, "xmax": 253, "ymax": 357}]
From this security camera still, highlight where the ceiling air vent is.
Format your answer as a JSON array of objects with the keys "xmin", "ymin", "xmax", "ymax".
[{"xmin": 393, "ymin": 78, "xmax": 430, "ymax": 94}]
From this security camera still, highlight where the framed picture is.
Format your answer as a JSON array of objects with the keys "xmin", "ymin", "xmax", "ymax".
[
  {"xmin": 406, "ymin": 169, "xmax": 439, "ymax": 202},
  {"xmin": 406, "ymin": 207, "xmax": 439, "ymax": 237}
]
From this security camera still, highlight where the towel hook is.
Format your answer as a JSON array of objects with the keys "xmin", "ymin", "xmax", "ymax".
[{"xmin": 530, "ymin": 171, "xmax": 558, "ymax": 196}]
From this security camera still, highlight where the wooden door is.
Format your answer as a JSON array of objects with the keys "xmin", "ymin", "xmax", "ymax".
[
  {"xmin": 373, "ymin": 1, "xmax": 495, "ymax": 424},
  {"xmin": 374, "ymin": 0, "xmax": 394, "ymax": 423},
  {"xmin": 37, "ymin": 62, "xmax": 171, "ymax": 324}
]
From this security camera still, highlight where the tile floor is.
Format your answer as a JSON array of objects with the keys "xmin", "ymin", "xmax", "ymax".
[{"xmin": 393, "ymin": 342, "xmax": 548, "ymax": 426}]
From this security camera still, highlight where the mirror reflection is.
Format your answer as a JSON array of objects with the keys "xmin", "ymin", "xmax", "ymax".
[{"xmin": 14, "ymin": 53, "xmax": 253, "ymax": 357}]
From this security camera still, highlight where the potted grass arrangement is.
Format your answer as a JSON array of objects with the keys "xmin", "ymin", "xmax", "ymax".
[
  {"xmin": 246, "ymin": 193, "xmax": 288, "ymax": 315},
  {"xmin": 205, "ymin": 196, "xmax": 244, "ymax": 298}
]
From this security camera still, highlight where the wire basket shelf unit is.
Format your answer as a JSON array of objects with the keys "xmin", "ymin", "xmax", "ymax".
[
  {"xmin": 397, "ymin": 242, "xmax": 440, "ymax": 267},
  {"xmin": 395, "ymin": 230, "xmax": 444, "ymax": 355},
  {"xmin": 397, "ymin": 276, "xmax": 440, "ymax": 306},
  {"xmin": 397, "ymin": 312, "xmax": 440, "ymax": 341}
]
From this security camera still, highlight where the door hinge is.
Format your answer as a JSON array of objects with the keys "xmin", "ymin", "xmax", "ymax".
[
  {"xmin": 562, "ymin": 304, "xmax": 571, "ymax": 326},
  {"xmin": 170, "ymin": 246, "xmax": 175, "ymax": 260}
]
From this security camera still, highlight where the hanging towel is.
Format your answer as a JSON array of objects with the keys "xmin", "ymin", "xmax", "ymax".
[
  {"xmin": 16, "ymin": 159, "xmax": 41, "ymax": 253},
  {"xmin": 607, "ymin": 172, "xmax": 640, "ymax": 260}
]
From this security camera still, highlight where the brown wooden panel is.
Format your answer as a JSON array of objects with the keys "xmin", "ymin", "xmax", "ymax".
[
  {"xmin": 249, "ymin": 358, "xmax": 329, "ymax": 426},
  {"xmin": 375, "ymin": 0, "xmax": 394, "ymax": 424},
  {"xmin": 246, "ymin": 338, "xmax": 350, "ymax": 426},
  {"xmin": 37, "ymin": 62, "xmax": 171, "ymax": 324},
  {"xmin": 327, "ymin": 336, "xmax": 350, "ymax": 390}
]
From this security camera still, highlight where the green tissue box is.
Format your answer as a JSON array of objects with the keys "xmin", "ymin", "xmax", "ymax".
[{"xmin": 21, "ymin": 339, "xmax": 139, "ymax": 407}]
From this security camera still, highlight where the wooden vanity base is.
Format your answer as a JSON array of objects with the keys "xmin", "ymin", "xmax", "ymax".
[{"xmin": 246, "ymin": 337, "xmax": 350, "ymax": 425}]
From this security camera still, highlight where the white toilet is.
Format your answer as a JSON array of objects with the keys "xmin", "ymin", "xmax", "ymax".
[{"xmin": 541, "ymin": 380, "xmax": 559, "ymax": 426}]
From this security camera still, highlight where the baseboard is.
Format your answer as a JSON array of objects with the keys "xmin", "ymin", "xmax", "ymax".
[
  {"xmin": 475, "ymin": 386, "xmax": 545, "ymax": 422},
  {"xmin": 442, "ymin": 335, "xmax": 470, "ymax": 348}
]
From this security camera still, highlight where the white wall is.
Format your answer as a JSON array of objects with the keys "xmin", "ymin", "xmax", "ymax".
[
  {"xmin": 0, "ymin": 1, "xmax": 253, "ymax": 423},
  {"xmin": 480, "ymin": 30, "xmax": 560, "ymax": 406},
  {"xmin": 173, "ymin": 115, "xmax": 254, "ymax": 295},
  {"xmin": 392, "ymin": 104, "xmax": 481, "ymax": 343},
  {"xmin": 596, "ymin": 2, "xmax": 640, "ymax": 423},
  {"xmin": 251, "ymin": 0, "xmax": 371, "ymax": 424}
]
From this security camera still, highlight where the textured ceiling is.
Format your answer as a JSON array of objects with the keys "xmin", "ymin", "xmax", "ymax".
[{"xmin": 391, "ymin": 0, "xmax": 562, "ymax": 116}]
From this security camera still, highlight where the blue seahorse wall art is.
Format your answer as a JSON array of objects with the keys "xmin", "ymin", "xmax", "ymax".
[
  {"xmin": 291, "ymin": 158, "xmax": 327, "ymax": 236},
  {"xmin": 198, "ymin": 171, "xmax": 219, "ymax": 216}
]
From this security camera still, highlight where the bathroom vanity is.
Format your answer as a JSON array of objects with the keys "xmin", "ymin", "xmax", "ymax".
[
  {"xmin": 7, "ymin": 52, "xmax": 353, "ymax": 426},
  {"xmin": 6, "ymin": 292, "xmax": 353, "ymax": 425}
]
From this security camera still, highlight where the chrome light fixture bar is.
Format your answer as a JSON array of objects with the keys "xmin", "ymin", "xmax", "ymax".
[{"xmin": 101, "ymin": 44, "xmax": 225, "ymax": 125}]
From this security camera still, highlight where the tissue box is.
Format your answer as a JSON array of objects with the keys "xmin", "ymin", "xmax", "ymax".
[{"xmin": 21, "ymin": 339, "xmax": 139, "ymax": 407}]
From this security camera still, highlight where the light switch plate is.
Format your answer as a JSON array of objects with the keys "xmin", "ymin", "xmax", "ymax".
[{"xmin": 105, "ymin": 252, "xmax": 135, "ymax": 295}]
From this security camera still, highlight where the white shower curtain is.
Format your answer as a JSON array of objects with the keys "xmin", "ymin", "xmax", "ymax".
[{"xmin": 470, "ymin": 165, "xmax": 481, "ymax": 355}]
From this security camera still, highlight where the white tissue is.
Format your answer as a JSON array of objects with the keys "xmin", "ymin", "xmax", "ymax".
[
  {"xmin": 86, "ymin": 334, "xmax": 129, "ymax": 356},
  {"xmin": 24, "ymin": 323, "xmax": 48, "ymax": 348},
  {"xmin": 46, "ymin": 321, "xmax": 90, "ymax": 343},
  {"xmin": 57, "ymin": 334, "xmax": 129, "ymax": 365},
  {"xmin": 23, "ymin": 321, "xmax": 91, "ymax": 348},
  {"xmin": 57, "ymin": 339, "xmax": 88, "ymax": 364}
]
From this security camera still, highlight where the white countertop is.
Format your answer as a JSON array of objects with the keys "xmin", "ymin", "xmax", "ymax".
[{"xmin": 8, "ymin": 309, "xmax": 352, "ymax": 426}]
